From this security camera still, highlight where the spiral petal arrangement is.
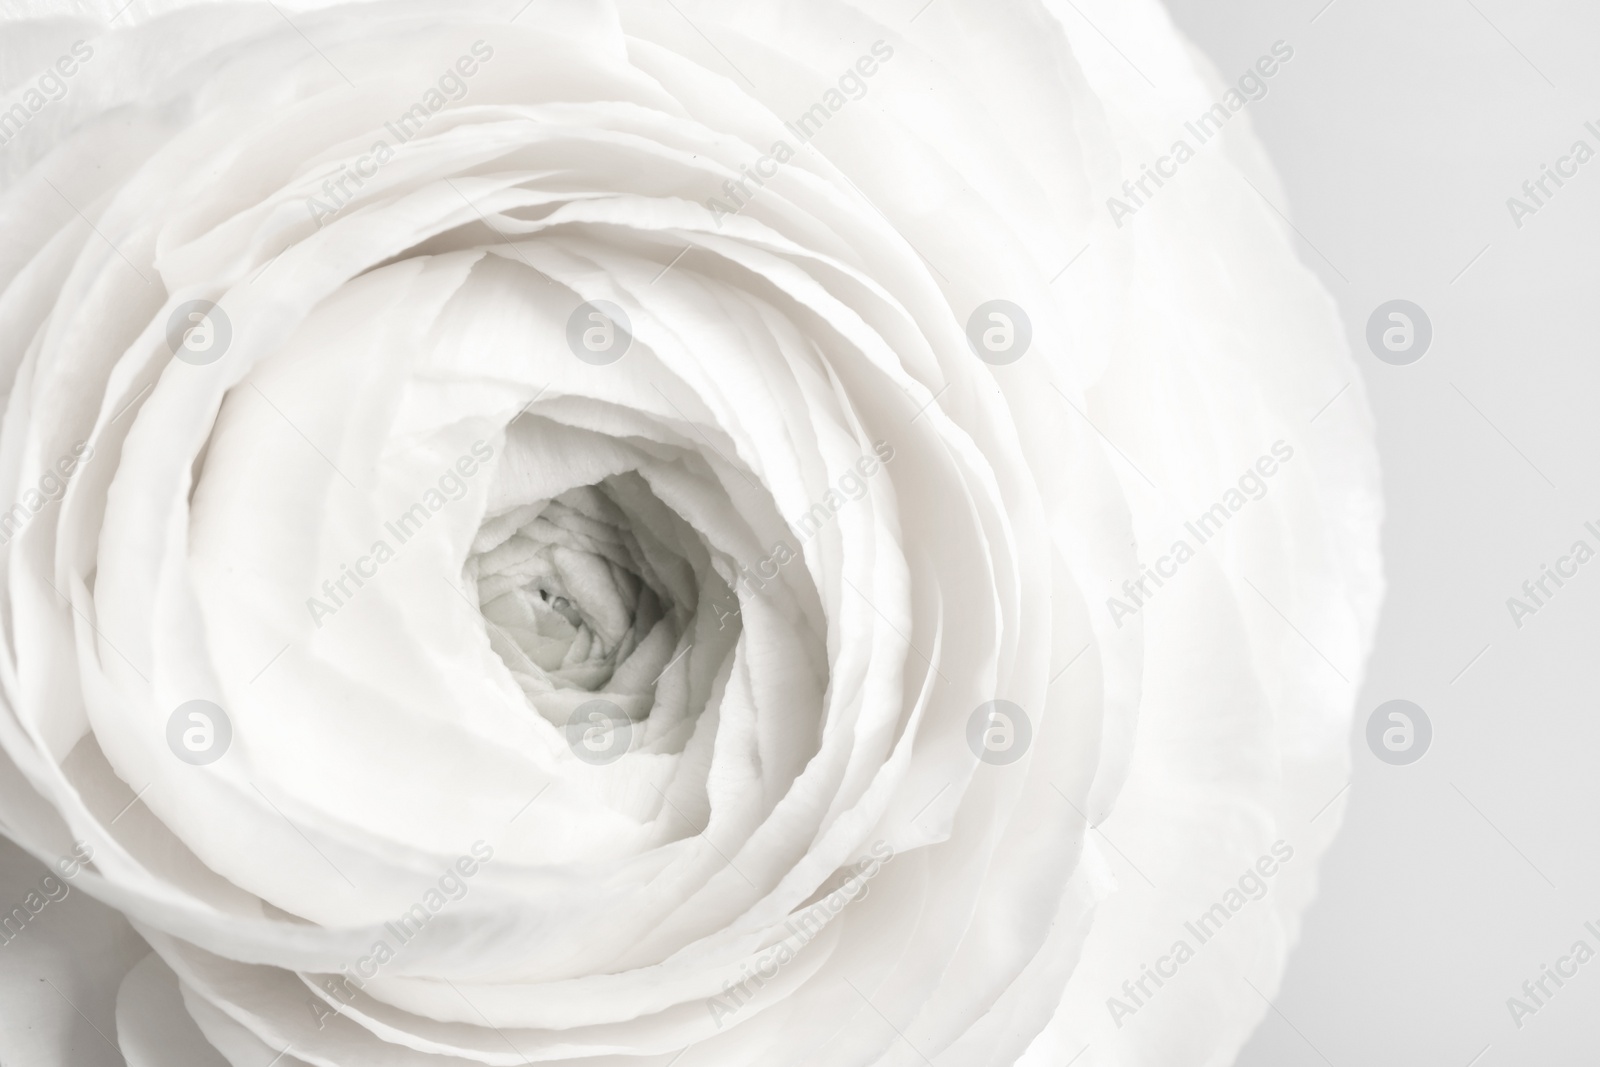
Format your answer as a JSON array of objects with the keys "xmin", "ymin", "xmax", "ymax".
[{"xmin": 0, "ymin": 2, "xmax": 1382, "ymax": 1065}]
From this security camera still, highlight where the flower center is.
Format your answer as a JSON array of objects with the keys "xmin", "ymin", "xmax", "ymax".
[{"xmin": 465, "ymin": 472, "xmax": 697, "ymax": 713}]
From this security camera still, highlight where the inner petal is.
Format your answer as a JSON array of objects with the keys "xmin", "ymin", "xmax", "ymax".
[
  {"xmin": 464, "ymin": 450, "xmax": 715, "ymax": 743},
  {"xmin": 469, "ymin": 481, "xmax": 672, "ymax": 694}
]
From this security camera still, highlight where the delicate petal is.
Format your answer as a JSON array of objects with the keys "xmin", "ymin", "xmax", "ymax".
[{"xmin": 0, "ymin": 1, "xmax": 1381, "ymax": 1064}]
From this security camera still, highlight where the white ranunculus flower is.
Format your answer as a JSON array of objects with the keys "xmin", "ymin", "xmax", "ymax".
[{"xmin": 0, "ymin": 1, "xmax": 1381, "ymax": 1064}]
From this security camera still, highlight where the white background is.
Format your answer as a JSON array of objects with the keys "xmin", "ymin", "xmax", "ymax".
[{"xmin": 1158, "ymin": 0, "xmax": 1600, "ymax": 1063}]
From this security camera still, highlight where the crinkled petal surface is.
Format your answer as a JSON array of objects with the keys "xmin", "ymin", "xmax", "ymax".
[{"xmin": 0, "ymin": 1, "xmax": 1381, "ymax": 1065}]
